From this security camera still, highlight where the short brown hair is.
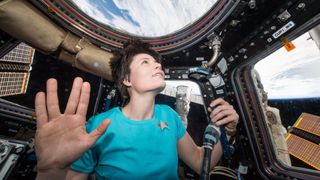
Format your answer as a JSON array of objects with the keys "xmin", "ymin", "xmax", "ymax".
[{"xmin": 110, "ymin": 39, "xmax": 162, "ymax": 103}]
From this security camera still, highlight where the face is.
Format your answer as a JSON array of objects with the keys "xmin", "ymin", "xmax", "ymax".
[{"xmin": 123, "ymin": 53, "xmax": 166, "ymax": 95}]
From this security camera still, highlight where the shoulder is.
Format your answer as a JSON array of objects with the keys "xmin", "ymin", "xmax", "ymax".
[
  {"xmin": 86, "ymin": 107, "xmax": 120, "ymax": 132},
  {"xmin": 155, "ymin": 104, "xmax": 179, "ymax": 121},
  {"xmin": 155, "ymin": 104, "xmax": 176, "ymax": 114}
]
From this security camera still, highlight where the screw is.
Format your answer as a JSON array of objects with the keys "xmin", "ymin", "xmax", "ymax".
[{"xmin": 297, "ymin": 3, "xmax": 306, "ymax": 10}]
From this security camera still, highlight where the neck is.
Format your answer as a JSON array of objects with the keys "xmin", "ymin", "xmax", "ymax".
[{"xmin": 122, "ymin": 93, "xmax": 156, "ymax": 120}]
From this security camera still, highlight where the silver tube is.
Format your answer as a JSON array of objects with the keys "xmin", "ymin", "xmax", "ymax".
[{"xmin": 206, "ymin": 45, "xmax": 220, "ymax": 68}]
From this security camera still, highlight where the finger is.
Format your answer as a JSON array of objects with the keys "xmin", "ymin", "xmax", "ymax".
[
  {"xmin": 210, "ymin": 104, "xmax": 233, "ymax": 119},
  {"xmin": 35, "ymin": 92, "xmax": 48, "ymax": 128},
  {"xmin": 214, "ymin": 114, "xmax": 237, "ymax": 126},
  {"xmin": 76, "ymin": 82, "xmax": 91, "ymax": 117},
  {"xmin": 209, "ymin": 98, "xmax": 229, "ymax": 108},
  {"xmin": 214, "ymin": 109, "xmax": 239, "ymax": 126},
  {"xmin": 46, "ymin": 78, "xmax": 61, "ymax": 119},
  {"xmin": 65, "ymin": 77, "xmax": 83, "ymax": 114},
  {"xmin": 88, "ymin": 119, "xmax": 111, "ymax": 143},
  {"xmin": 211, "ymin": 109, "xmax": 235, "ymax": 123}
]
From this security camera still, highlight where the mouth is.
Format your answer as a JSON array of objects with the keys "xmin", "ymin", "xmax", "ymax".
[{"xmin": 152, "ymin": 71, "xmax": 165, "ymax": 78}]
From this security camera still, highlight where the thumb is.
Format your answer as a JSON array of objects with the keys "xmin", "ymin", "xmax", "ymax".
[{"xmin": 88, "ymin": 119, "xmax": 111, "ymax": 143}]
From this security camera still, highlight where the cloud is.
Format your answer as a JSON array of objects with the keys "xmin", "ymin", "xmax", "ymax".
[
  {"xmin": 71, "ymin": 0, "xmax": 217, "ymax": 37},
  {"xmin": 112, "ymin": 0, "xmax": 216, "ymax": 36},
  {"xmin": 255, "ymin": 33, "xmax": 320, "ymax": 99},
  {"xmin": 71, "ymin": 0, "xmax": 111, "ymax": 23}
]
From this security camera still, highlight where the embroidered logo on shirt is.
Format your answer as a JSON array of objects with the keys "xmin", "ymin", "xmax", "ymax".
[{"xmin": 158, "ymin": 121, "xmax": 169, "ymax": 131}]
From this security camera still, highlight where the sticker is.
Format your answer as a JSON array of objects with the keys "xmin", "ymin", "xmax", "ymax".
[
  {"xmin": 272, "ymin": 21, "xmax": 295, "ymax": 39},
  {"xmin": 48, "ymin": 6, "xmax": 56, "ymax": 13},
  {"xmin": 280, "ymin": 37, "xmax": 296, "ymax": 52},
  {"xmin": 158, "ymin": 121, "xmax": 169, "ymax": 131}
]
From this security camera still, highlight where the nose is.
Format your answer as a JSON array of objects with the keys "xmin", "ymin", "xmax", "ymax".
[{"xmin": 154, "ymin": 62, "xmax": 162, "ymax": 70}]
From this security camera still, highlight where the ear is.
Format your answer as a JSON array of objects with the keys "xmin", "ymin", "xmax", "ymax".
[{"xmin": 122, "ymin": 75, "xmax": 131, "ymax": 87}]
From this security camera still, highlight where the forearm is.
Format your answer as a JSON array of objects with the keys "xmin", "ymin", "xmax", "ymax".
[
  {"xmin": 36, "ymin": 168, "xmax": 67, "ymax": 180},
  {"xmin": 193, "ymin": 141, "xmax": 223, "ymax": 175},
  {"xmin": 209, "ymin": 140, "xmax": 223, "ymax": 170},
  {"xmin": 195, "ymin": 142, "xmax": 222, "ymax": 175},
  {"xmin": 178, "ymin": 132, "xmax": 227, "ymax": 175},
  {"xmin": 186, "ymin": 139, "xmax": 223, "ymax": 174},
  {"xmin": 209, "ymin": 134, "xmax": 234, "ymax": 170}
]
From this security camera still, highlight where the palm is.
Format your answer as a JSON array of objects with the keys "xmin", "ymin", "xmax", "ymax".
[
  {"xmin": 35, "ymin": 78, "xmax": 110, "ymax": 171},
  {"xmin": 36, "ymin": 114, "xmax": 88, "ymax": 169}
]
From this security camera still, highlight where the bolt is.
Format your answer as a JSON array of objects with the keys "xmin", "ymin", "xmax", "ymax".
[{"xmin": 297, "ymin": 3, "xmax": 306, "ymax": 10}]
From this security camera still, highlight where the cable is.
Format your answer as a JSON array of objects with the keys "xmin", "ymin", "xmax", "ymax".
[
  {"xmin": 210, "ymin": 171, "xmax": 237, "ymax": 179},
  {"xmin": 214, "ymin": 166, "xmax": 236, "ymax": 174},
  {"xmin": 214, "ymin": 166, "xmax": 236, "ymax": 171},
  {"xmin": 237, "ymin": 169, "xmax": 242, "ymax": 180},
  {"xmin": 209, "ymin": 166, "xmax": 238, "ymax": 179}
]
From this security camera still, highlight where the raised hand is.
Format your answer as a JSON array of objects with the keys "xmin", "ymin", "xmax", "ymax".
[
  {"xmin": 35, "ymin": 77, "xmax": 110, "ymax": 172},
  {"xmin": 207, "ymin": 98, "xmax": 239, "ymax": 134}
]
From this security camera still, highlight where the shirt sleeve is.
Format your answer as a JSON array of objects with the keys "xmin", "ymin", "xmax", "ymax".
[
  {"xmin": 175, "ymin": 111, "xmax": 186, "ymax": 140},
  {"xmin": 163, "ymin": 105, "xmax": 186, "ymax": 140},
  {"xmin": 69, "ymin": 117, "xmax": 98, "ymax": 173},
  {"xmin": 69, "ymin": 147, "xmax": 97, "ymax": 173}
]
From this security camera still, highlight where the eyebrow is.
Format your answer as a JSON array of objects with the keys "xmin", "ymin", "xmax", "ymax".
[{"xmin": 140, "ymin": 57, "xmax": 156, "ymax": 62}]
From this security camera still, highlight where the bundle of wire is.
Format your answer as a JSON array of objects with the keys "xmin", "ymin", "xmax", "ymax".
[{"xmin": 209, "ymin": 166, "xmax": 239, "ymax": 179}]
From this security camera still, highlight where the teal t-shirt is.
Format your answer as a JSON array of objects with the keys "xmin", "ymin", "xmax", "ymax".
[{"xmin": 70, "ymin": 104, "xmax": 186, "ymax": 179}]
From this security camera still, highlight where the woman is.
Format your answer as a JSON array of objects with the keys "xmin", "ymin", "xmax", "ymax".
[{"xmin": 35, "ymin": 39, "xmax": 239, "ymax": 180}]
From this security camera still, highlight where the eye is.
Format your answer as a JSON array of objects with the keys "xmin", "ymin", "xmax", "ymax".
[{"xmin": 142, "ymin": 60, "xmax": 148, "ymax": 64}]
